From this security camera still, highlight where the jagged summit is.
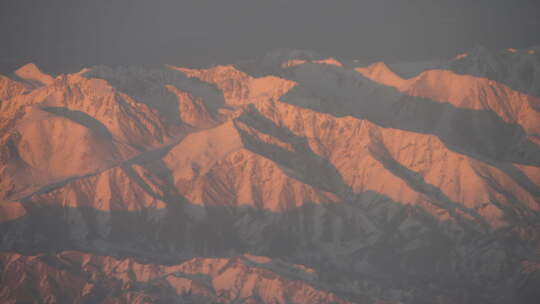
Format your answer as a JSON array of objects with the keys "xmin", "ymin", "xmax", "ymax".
[
  {"xmin": 13, "ymin": 62, "xmax": 55, "ymax": 87},
  {"xmin": 356, "ymin": 61, "xmax": 407, "ymax": 88}
]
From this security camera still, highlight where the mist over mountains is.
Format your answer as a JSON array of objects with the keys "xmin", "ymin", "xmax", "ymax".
[
  {"xmin": 2, "ymin": 0, "xmax": 540, "ymax": 76},
  {"xmin": 0, "ymin": 46, "xmax": 540, "ymax": 303}
]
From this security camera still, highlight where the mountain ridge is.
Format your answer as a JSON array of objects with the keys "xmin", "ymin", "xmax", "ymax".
[{"xmin": 0, "ymin": 47, "xmax": 539, "ymax": 303}]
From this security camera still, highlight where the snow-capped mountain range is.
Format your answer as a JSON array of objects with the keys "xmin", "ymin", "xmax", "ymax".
[{"xmin": 1, "ymin": 46, "xmax": 539, "ymax": 303}]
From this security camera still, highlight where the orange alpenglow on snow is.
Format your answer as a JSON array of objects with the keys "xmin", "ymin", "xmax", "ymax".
[
  {"xmin": 0, "ymin": 201, "xmax": 26, "ymax": 222},
  {"xmin": 0, "ymin": 47, "xmax": 539, "ymax": 303},
  {"xmin": 172, "ymin": 65, "xmax": 297, "ymax": 106},
  {"xmin": 313, "ymin": 57, "xmax": 343, "ymax": 67},
  {"xmin": 356, "ymin": 62, "xmax": 540, "ymax": 138},
  {"xmin": 281, "ymin": 57, "xmax": 343, "ymax": 68},
  {"xmin": 454, "ymin": 53, "xmax": 469, "ymax": 60},
  {"xmin": 281, "ymin": 59, "xmax": 307, "ymax": 68},
  {"xmin": 14, "ymin": 63, "xmax": 55, "ymax": 87}
]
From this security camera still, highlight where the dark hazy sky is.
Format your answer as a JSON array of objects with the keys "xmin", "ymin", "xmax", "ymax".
[{"xmin": 1, "ymin": 0, "xmax": 539, "ymax": 73}]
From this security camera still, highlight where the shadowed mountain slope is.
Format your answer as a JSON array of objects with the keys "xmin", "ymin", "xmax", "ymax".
[{"xmin": 0, "ymin": 48, "xmax": 539, "ymax": 304}]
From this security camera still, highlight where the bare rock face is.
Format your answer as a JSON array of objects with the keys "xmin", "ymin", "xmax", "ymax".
[{"xmin": 0, "ymin": 48, "xmax": 539, "ymax": 304}]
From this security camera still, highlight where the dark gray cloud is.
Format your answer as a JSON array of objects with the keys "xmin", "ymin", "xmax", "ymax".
[{"xmin": 1, "ymin": 0, "xmax": 539, "ymax": 74}]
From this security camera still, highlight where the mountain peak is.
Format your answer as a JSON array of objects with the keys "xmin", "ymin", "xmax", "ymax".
[
  {"xmin": 13, "ymin": 63, "xmax": 54, "ymax": 86},
  {"xmin": 313, "ymin": 57, "xmax": 343, "ymax": 67},
  {"xmin": 355, "ymin": 61, "xmax": 407, "ymax": 88}
]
